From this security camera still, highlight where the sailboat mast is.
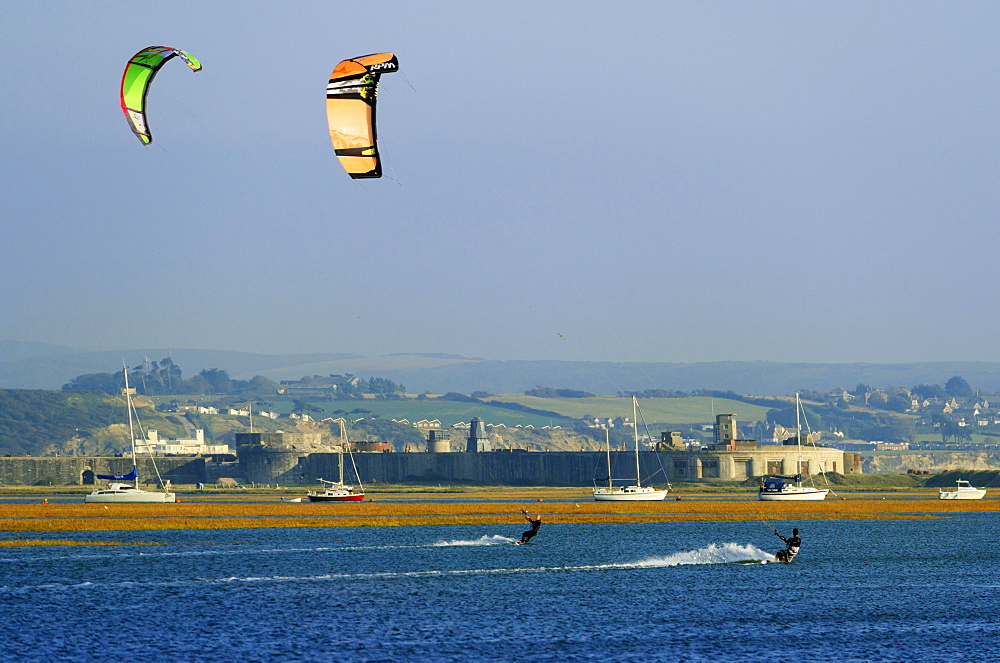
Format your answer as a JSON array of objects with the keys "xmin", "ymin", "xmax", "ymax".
[
  {"xmin": 605, "ymin": 427, "xmax": 612, "ymax": 489},
  {"xmin": 339, "ymin": 426, "xmax": 345, "ymax": 485},
  {"xmin": 795, "ymin": 392, "xmax": 802, "ymax": 485},
  {"xmin": 633, "ymin": 396, "xmax": 641, "ymax": 487},
  {"xmin": 123, "ymin": 364, "xmax": 138, "ymax": 481}
]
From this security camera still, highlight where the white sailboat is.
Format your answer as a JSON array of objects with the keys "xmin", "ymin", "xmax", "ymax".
[
  {"xmin": 85, "ymin": 366, "xmax": 176, "ymax": 503},
  {"xmin": 758, "ymin": 393, "xmax": 828, "ymax": 501},
  {"xmin": 938, "ymin": 480, "xmax": 986, "ymax": 500},
  {"xmin": 307, "ymin": 418, "xmax": 365, "ymax": 502},
  {"xmin": 593, "ymin": 396, "xmax": 669, "ymax": 501}
]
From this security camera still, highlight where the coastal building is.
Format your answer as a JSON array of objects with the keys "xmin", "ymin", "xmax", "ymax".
[
  {"xmin": 466, "ymin": 417, "xmax": 490, "ymax": 452},
  {"xmin": 136, "ymin": 429, "xmax": 231, "ymax": 455}
]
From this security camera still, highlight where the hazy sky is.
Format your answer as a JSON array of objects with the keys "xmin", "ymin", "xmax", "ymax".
[{"xmin": 3, "ymin": 1, "xmax": 999, "ymax": 364}]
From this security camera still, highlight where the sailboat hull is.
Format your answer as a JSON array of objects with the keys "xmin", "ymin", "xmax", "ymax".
[
  {"xmin": 758, "ymin": 487, "xmax": 828, "ymax": 501},
  {"xmin": 85, "ymin": 483, "xmax": 176, "ymax": 503},
  {"xmin": 593, "ymin": 486, "xmax": 668, "ymax": 501},
  {"xmin": 307, "ymin": 491, "xmax": 365, "ymax": 502}
]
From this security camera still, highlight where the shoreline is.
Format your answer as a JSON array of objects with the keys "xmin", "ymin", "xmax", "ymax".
[{"xmin": 0, "ymin": 487, "xmax": 995, "ymax": 535}]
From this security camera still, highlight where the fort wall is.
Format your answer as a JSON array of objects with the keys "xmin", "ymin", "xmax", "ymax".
[
  {"xmin": 0, "ymin": 456, "xmax": 207, "ymax": 486},
  {"xmin": 0, "ymin": 446, "xmax": 854, "ymax": 487}
]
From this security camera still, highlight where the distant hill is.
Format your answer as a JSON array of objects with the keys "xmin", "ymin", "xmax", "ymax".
[
  {"xmin": 239, "ymin": 356, "xmax": 1000, "ymax": 396},
  {"xmin": 3, "ymin": 340, "xmax": 1000, "ymax": 396},
  {"xmin": 0, "ymin": 341, "xmax": 362, "ymax": 390}
]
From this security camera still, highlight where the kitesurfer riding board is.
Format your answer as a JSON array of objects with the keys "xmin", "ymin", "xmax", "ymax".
[
  {"xmin": 774, "ymin": 527, "xmax": 801, "ymax": 563},
  {"xmin": 516, "ymin": 510, "xmax": 541, "ymax": 545}
]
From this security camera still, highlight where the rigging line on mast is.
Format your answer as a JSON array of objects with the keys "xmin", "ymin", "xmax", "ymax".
[
  {"xmin": 130, "ymin": 395, "xmax": 168, "ymax": 489},
  {"xmin": 798, "ymin": 396, "xmax": 841, "ymax": 498},
  {"xmin": 634, "ymin": 399, "xmax": 668, "ymax": 486}
]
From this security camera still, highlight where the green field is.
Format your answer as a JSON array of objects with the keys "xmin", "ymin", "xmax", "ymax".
[
  {"xmin": 488, "ymin": 395, "xmax": 772, "ymax": 425},
  {"xmin": 238, "ymin": 395, "xmax": 773, "ymax": 428},
  {"xmin": 912, "ymin": 432, "xmax": 1000, "ymax": 446}
]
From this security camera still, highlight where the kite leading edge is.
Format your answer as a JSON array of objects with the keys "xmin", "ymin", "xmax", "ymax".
[
  {"xmin": 120, "ymin": 46, "xmax": 202, "ymax": 145},
  {"xmin": 326, "ymin": 53, "xmax": 398, "ymax": 179}
]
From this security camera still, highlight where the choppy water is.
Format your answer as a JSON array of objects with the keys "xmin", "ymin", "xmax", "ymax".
[{"xmin": 0, "ymin": 515, "xmax": 997, "ymax": 662}]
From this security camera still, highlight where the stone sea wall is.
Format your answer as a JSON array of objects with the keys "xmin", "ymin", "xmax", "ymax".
[{"xmin": 0, "ymin": 456, "xmax": 206, "ymax": 486}]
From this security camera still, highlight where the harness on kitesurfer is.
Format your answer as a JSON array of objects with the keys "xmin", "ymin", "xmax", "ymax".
[
  {"xmin": 516, "ymin": 510, "xmax": 542, "ymax": 545},
  {"xmin": 774, "ymin": 527, "xmax": 801, "ymax": 563}
]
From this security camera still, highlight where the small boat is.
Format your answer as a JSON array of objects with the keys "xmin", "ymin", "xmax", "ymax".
[
  {"xmin": 593, "ymin": 396, "xmax": 669, "ymax": 502},
  {"xmin": 280, "ymin": 497, "xmax": 303, "ymax": 503},
  {"xmin": 938, "ymin": 480, "xmax": 986, "ymax": 500},
  {"xmin": 85, "ymin": 365, "xmax": 176, "ymax": 504},
  {"xmin": 759, "ymin": 394, "xmax": 828, "ymax": 501},
  {"xmin": 758, "ymin": 475, "xmax": 829, "ymax": 501},
  {"xmin": 307, "ymin": 478, "xmax": 365, "ymax": 502},
  {"xmin": 307, "ymin": 417, "xmax": 366, "ymax": 503}
]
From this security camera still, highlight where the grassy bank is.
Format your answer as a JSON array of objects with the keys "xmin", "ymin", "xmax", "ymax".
[
  {"xmin": 1, "ymin": 486, "xmax": 995, "ymax": 535},
  {"xmin": 4, "ymin": 472, "xmax": 985, "ymax": 496}
]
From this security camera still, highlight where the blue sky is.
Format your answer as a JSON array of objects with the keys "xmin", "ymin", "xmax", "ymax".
[{"xmin": 2, "ymin": 1, "xmax": 999, "ymax": 364}]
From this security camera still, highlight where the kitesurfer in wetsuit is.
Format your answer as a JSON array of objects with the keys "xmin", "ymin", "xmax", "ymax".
[
  {"xmin": 518, "ymin": 510, "xmax": 541, "ymax": 544},
  {"xmin": 775, "ymin": 528, "xmax": 801, "ymax": 563}
]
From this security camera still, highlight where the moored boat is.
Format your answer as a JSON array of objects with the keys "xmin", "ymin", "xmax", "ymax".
[
  {"xmin": 593, "ymin": 484, "xmax": 669, "ymax": 501},
  {"xmin": 758, "ymin": 393, "xmax": 828, "ymax": 502},
  {"xmin": 758, "ymin": 475, "xmax": 829, "ymax": 501},
  {"xmin": 306, "ymin": 417, "xmax": 366, "ymax": 503},
  {"xmin": 85, "ymin": 365, "xmax": 176, "ymax": 504},
  {"xmin": 592, "ymin": 396, "xmax": 669, "ymax": 502},
  {"xmin": 307, "ymin": 478, "xmax": 365, "ymax": 502},
  {"xmin": 938, "ymin": 480, "xmax": 986, "ymax": 500}
]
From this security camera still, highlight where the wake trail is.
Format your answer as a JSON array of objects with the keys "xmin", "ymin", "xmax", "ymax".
[
  {"xmin": 0, "ymin": 535, "xmax": 520, "ymax": 565},
  {"xmin": 432, "ymin": 534, "xmax": 517, "ymax": 547},
  {"xmin": 0, "ymin": 543, "xmax": 774, "ymax": 595}
]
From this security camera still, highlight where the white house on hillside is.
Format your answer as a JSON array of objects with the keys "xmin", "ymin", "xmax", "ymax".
[{"xmin": 136, "ymin": 429, "xmax": 231, "ymax": 455}]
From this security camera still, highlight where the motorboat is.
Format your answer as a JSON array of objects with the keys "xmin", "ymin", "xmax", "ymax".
[{"xmin": 938, "ymin": 479, "xmax": 986, "ymax": 500}]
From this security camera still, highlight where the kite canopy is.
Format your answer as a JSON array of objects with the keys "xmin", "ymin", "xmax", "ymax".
[
  {"xmin": 120, "ymin": 46, "xmax": 202, "ymax": 145},
  {"xmin": 326, "ymin": 53, "xmax": 398, "ymax": 179}
]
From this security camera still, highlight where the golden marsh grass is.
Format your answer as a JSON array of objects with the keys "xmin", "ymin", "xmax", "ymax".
[
  {"xmin": 1, "ymin": 488, "xmax": 994, "ymax": 532},
  {"xmin": 0, "ymin": 539, "xmax": 156, "ymax": 547}
]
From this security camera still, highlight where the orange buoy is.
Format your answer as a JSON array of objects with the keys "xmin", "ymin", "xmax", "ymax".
[{"xmin": 537, "ymin": 498, "xmax": 543, "ymax": 502}]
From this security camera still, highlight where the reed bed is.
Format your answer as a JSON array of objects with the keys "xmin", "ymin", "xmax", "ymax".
[
  {"xmin": 0, "ymin": 491, "xmax": 994, "ymax": 532},
  {"xmin": 0, "ymin": 513, "xmax": 945, "ymax": 533},
  {"xmin": 0, "ymin": 539, "xmax": 155, "ymax": 547}
]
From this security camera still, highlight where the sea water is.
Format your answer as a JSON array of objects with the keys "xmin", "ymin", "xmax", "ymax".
[{"xmin": 0, "ymin": 514, "xmax": 997, "ymax": 662}]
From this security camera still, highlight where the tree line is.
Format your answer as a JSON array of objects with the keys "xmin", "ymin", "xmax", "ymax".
[{"xmin": 62, "ymin": 358, "xmax": 278, "ymax": 397}]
